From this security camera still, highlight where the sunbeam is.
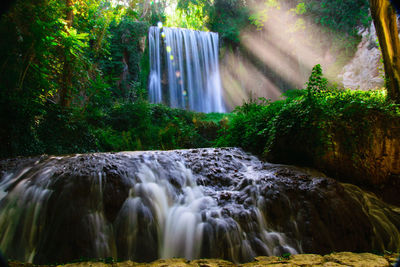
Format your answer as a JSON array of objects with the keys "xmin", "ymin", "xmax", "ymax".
[{"xmin": 220, "ymin": 1, "xmax": 342, "ymax": 108}]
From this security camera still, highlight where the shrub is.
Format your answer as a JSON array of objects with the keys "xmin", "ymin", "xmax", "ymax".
[{"xmin": 218, "ymin": 65, "xmax": 400, "ymax": 165}]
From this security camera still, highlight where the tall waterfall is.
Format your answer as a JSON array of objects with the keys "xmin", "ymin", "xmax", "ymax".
[{"xmin": 148, "ymin": 26, "xmax": 225, "ymax": 113}]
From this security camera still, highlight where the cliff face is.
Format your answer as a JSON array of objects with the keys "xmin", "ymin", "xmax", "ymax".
[
  {"xmin": 263, "ymin": 108, "xmax": 400, "ymax": 206},
  {"xmin": 339, "ymin": 19, "xmax": 400, "ymax": 90},
  {"xmin": 339, "ymin": 23, "xmax": 384, "ymax": 90},
  {"xmin": 316, "ymin": 115, "xmax": 400, "ymax": 205},
  {"xmin": 321, "ymin": 117, "xmax": 400, "ymax": 184}
]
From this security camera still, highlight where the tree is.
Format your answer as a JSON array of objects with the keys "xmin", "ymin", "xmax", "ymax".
[
  {"xmin": 60, "ymin": 0, "xmax": 75, "ymax": 107},
  {"xmin": 369, "ymin": 0, "xmax": 400, "ymax": 103}
]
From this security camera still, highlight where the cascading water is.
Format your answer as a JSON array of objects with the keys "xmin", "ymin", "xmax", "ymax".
[
  {"xmin": 148, "ymin": 26, "xmax": 225, "ymax": 113},
  {"xmin": 148, "ymin": 26, "xmax": 162, "ymax": 104},
  {"xmin": 0, "ymin": 148, "xmax": 400, "ymax": 264}
]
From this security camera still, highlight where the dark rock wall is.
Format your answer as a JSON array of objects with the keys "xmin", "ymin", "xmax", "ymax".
[{"xmin": 317, "ymin": 116, "xmax": 400, "ymax": 205}]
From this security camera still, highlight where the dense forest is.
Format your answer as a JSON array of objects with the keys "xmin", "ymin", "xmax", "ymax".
[{"xmin": 0, "ymin": 0, "xmax": 381, "ymax": 158}]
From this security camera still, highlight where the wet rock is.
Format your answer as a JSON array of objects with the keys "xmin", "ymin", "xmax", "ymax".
[
  {"xmin": 220, "ymin": 192, "xmax": 231, "ymax": 201},
  {"xmin": 1, "ymin": 148, "xmax": 400, "ymax": 265}
]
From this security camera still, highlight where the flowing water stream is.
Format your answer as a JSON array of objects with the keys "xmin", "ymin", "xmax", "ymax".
[
  {"xmin": 0, "ymin": 148, "xmax": 399, "ymax": 264},
  {"xmin": 148, "ymin": 26, "xmax": 225, "ymax": 113}
]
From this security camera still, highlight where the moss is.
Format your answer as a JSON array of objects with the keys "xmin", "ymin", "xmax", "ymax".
[{"xmin": 8, "ymin": 252, "xmax": 395, "ymax": 266}]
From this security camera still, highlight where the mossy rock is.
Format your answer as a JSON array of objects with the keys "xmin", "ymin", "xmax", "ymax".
[{"xmin": 8, "ymin": 252, "xmax": 394, "ymax": 267}]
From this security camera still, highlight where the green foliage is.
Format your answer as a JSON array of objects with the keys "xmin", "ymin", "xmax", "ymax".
[
  {"xmin": 279, "ymin": 253, "xmax": 291, "ymax": 261},
  {"xmin": 293, "ymin": 3, "xmax": 306, "ymax": 15},
  {"xmin": 168, "ymin": 0, "xmax": 207, "ymax": 30},
  {"xmin": 249, "ymin": 0, "xmax": 281, "ymax": 30},
  {"xmin": 176, "ymin": 0, "xmax": 250, "ymax": 46},
  {"xmin": 301, "ymin": 0, "xmax": 371, "ymax": 57},
  {"xmin": 247, "ymin": 0, "xmax": 371, "ymax": 78},
  {"xmin": 60, "ymin": 28, "xmax": 89, "ymax": 59},
  {"xmin": 306, "ymin": 64, "xmax": 328, "ymax": 98},
  {"xmin": 0, "ymin": 0, "xmax": 383, "ymax": 160},
  {"xmin": 148, "ymin": 1, "xmax": 167, "ymax": 26},
  {"xmin": 0, "ymin": 0, "xmax": 66, "ymax": 156},
  {"xmin": 0, "ymin": 98, "xmax": 225, "ymax": 157},
  {"xmin": 0, "ymin": 89, "xmax": 44, "ymax": 156},
  {"xmin": 207, "ymin": 0, "xmax": 250, "ymax": 45},
  {"xmin": 0, "ymin": 0, "xmax": 169, "ymax": 158},
  {"xmin": 218, "ymin": 65, "xmax": 400, "ymax": 164},
  {"xmin": 102, "ymin": 18, "xmax": 149, "ymax": 100},
  {"xmin": 302, "ymin": 0, "xmax": 370, "ymax": 36},
  {"xmin": 94, "ymin": 101, "xmax": 222, "ymax": 152},
  {"xmin": 139, "ymin": 39, "xmax": 150, "ymax": 99},
  {"xmin": 201, "ymin": 112, "xmax": 233, "ymax": 123},
  {"xmin": 36, "ymin": 104, "xmax": 98, "ymax": 154}
]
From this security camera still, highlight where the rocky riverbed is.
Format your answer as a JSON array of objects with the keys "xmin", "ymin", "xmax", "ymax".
[{"xmin": 1, "ymin": 148, "xmax": 399, "ymax": 265}]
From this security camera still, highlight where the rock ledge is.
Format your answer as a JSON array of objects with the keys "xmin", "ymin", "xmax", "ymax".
[{"xmin": 9, "ymin": 252, "xmax": 398, "ymax": 267}]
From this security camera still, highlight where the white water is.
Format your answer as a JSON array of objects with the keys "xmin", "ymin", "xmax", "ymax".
[
  {"xmin": 148, "ymin": 26, "xmax": 225, "ymax": 113},
  {"xmin": 1, "ymin": 149, "xmax": 400, "ymax": 264},
  {"xmin": 148, "ymin": 27, "xmax": 162, "ymax": 103},
  {"xmin": 109, "ymin": 153, "xmax": 295, "ymax": 261},
  {"xmin": 0, "ymin": 152, "xmax": 295, "ymax": 263}
]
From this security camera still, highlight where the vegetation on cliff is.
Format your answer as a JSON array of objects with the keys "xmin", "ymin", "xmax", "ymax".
[
  {"xmin": 219, "ymin": 65, "xmax": 400, "ymax": 158},
  {"xmin": 217, "ymin": 64, "xmax": 400, "ymax": 204},
  {"xmin": 0, "ymin": 98, "xmax": 228, "ymax": 157}
]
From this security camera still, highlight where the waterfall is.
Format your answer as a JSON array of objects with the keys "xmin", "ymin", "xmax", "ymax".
[
  {"xmin": 1, "ymin": 148, "xmax": 400, "ymax": 264},
  {"xmin": 149, "ymin": 27, "xmax": 162, "ymax": 103},
  {"xmin": 148, "ymin": 26, "xmax": 225, "ymax": 113}
]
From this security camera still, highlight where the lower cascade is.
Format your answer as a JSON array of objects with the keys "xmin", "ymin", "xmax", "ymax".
[
  {"xmin": 0, "ymin": 148, "xmax": 400, "ymax": 264},
  {"xmin": 148, "ymin": 26, "xmax": 225, "ymax": 113}
]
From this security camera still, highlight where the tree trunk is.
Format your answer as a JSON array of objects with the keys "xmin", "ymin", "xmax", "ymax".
[
  {"xmin": 140, "ymin": 0, "xmax": 150, "ymax": 19},
  {"xmin": 369, "ymin": 0, "xmax": 400, "ymax": 103},
  {"xmin": 60, "ymin": 0, "xmax": 74, "ymax": 108}
]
